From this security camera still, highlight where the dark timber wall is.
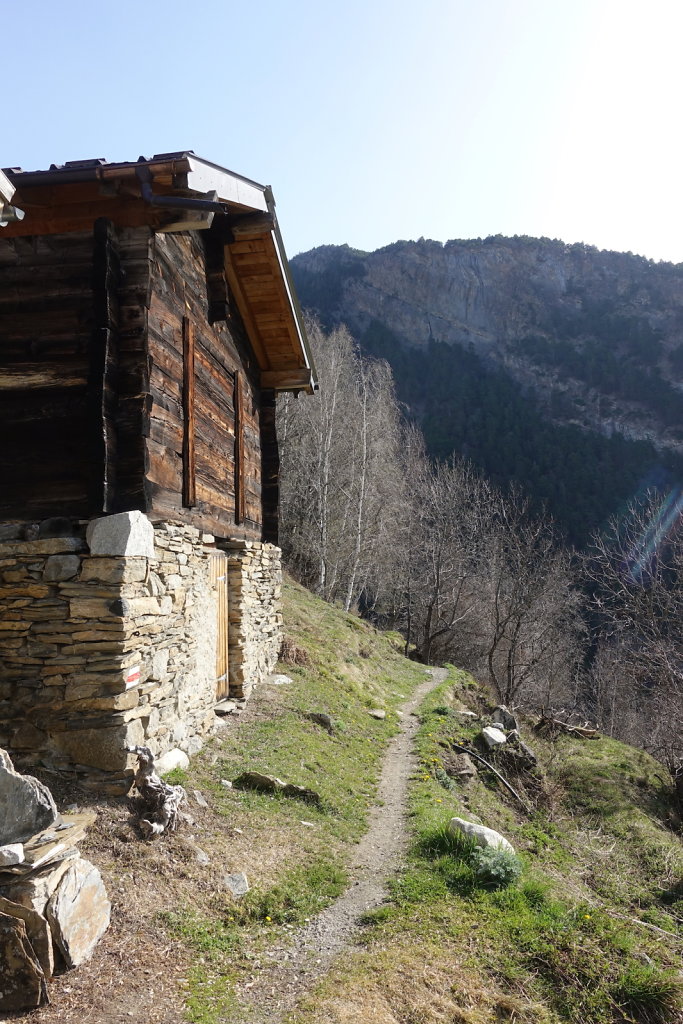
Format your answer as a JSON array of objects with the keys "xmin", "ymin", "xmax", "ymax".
[
  {"xmin": 0, "ymin": 223, "xmax": 275, "ymax": 542},
  {"xmin": 0, "ymin": 232, "xmax": 95, "ymax": 519},
  {"xmin": 145, "ymin": 231, "xmax": 263, "ymax": 540},
  {"xmin": 0, "ymin": 225, "xmax": 152, "ymax": 521}
]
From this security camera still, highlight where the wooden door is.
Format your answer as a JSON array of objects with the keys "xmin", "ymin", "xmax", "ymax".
[{"xmin": 209, "ymin": 550, "xmax": 229, "ymax": 699}]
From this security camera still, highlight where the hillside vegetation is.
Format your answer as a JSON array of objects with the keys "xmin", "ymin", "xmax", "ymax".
[
  {"xmin": 34, "ymin": 579, "xmax": 683, "ymax": 1024},
  {"xmin": 295, "ymin": 667, "xmax": 683, "ymax": 1024},
  {"xmin": 291, "ymin": 237, "xmax": 683, "ymax": 546}
]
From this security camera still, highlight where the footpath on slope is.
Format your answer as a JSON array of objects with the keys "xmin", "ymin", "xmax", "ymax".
[{"xmin": 234, "ymin": 666, "xmax": 448, "ymax": 1024}]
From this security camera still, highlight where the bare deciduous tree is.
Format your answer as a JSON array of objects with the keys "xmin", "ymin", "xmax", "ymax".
[{"xmin": 585, "ymin": 490, "xmax": 683, "ymax": 761}]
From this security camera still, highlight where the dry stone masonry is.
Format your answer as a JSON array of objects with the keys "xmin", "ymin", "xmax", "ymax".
[{"xmin": 0, "ymin": 512, "xmax": 282, "ymax": 791}]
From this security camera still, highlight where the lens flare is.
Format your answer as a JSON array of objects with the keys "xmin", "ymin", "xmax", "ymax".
[{"xmin": 626, "ymin": 488, "xmax": 683, "ymax": 583}]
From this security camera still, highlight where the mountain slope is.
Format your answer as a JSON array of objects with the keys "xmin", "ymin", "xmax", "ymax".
[{"xmin": 291, "ymin": 238, "xmax": 683, "ymax": 544}]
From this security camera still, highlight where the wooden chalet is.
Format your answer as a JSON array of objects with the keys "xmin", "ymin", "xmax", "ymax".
[{"xmin": 0, "ymin": 152, "xmax": 316, "ymax": 788}]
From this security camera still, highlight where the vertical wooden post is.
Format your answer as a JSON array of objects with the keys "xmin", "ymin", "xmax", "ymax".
[
  {"xmin": 90, "ymin": 217, "xmax": 120, "ymax": 514},
  {"xmin": 260, "ymin": 388, "xmax": 279, "ymax": 545},
  {"xmin": 234, "ymin": 371, "xmax": 245, "ymax": 525},
  {"xmin": 182, "ymin": 316, "xmax": 196, "ymax": 508},
  {"xmin": 209, "ymin": 550, "xmax": 229, "ymax": 699}
]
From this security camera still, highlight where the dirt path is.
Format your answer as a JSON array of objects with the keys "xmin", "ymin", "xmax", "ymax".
[{"xmin": 235, "ymin": 666, "xmax": 447, "ymax": 1022}]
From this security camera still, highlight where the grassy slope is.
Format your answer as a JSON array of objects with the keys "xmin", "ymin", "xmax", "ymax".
[
  {"xmin": 151, "ymin": 578, "xmax": 429, "ymax": 1021},
  {"xmin": 70, "ymin": 579, "xmax": 682, "ymax": 1024},
  {"xmin": 292, "ymin": 671, "xmax": 683, "ymax": 1024}
]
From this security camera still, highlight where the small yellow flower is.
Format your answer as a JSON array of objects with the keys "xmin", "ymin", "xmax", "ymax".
[
  {"xmin": 583, "ymin": 914, "xmax": 591, "ymax": 920},
  {"xmin": 435, "ymin": 799, "xmax": 442, "ymax": 803},
  {"xmin": 265, "ymin": 916, "xmax": 272, "ymax": 921}
]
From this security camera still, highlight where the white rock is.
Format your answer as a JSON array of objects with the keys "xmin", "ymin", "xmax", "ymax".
[
  {"xmin": 481, "ymin": 726, "xmax": 507, "ymax": 749},
  {"xmin": 449, "ymin": 817, "xmax": 515, "ymax": 854},
  {"xmin": 151, "ymin": 648, "xmax": 170, "ymax": 682},
  {"xmin": 270, "ymin": 674, "xmax": 293, "ymax": 686},
  {"xmin": 0, "ymin": 749, "xmax": 59, "ymax": 846},
  {"xmin": 220, "ymin": 779, "xmax": 233, "ymax": 788},
  {"xmin": 154, "ymin": 748, "xmax": 189, "ymax": 775},
  {"xmin": 46, "ymin": 857, "xmax": 111, "ymax": 967},
  {"xmin": 0, "ymin": 843, "xmax": 24, "ymax": 867},
  {"xmin": 86, "ymin": 511, "xmax": 155, "ymax": 559},
  {"xmin": 368, "ymin": 709, "xmax": 386, "ymax": 720},
  {"xmin": 224, "ymin": 872, "xmax": 249, "ymax": 897}
]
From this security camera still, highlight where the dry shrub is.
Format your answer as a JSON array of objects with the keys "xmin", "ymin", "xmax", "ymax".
[{"xmin": 280, "ymin": 635, "xmax": 311, "ymax": 666}]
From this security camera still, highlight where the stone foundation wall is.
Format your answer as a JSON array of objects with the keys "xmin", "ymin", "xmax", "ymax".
[
  {"xmin": 225, "ymin": 541, "xmax": 282, "ymax": 699},
  {"xmin": 0, "ymin": 515, "xmax": 282, "ymax": 792}
]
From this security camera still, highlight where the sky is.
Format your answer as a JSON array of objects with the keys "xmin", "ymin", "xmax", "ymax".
[{"xmin": 6, "ymin": 0, "xmax": 683, "ymax": 262}]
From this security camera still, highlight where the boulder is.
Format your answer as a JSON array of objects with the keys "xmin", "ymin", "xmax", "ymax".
[
  {"xmin": 0, "ymin": 912, "xmax": 48, "ymax": 1010},
  {"xmin": 86, "ymin": 510, "xmax": 155, "ymax": 559},
  {"xmin": 46, "ymin": 858, "xmax": 111, "ymax": 968},
  {"xmin": 155, "ymin": 748, "xmax": 190, "ymax": 775},
  {"xmin": 481, "ymin": 726, "xmax": 507, "ymax": 749},
  {"xmin": 449, "ymin": 817, "xmax": 515, "ymax": 854},
  {"xmin": 270, "ymin": 674, "xmax": 293, "ymax": 686},
  {"xmin": 453, "ymin": 753, "xmax": 477, "ymax": 778},
  {"xmin": 491, "ymin": 705, "xmax": 518, "ymax": 731},
  {"xmin": 307, "ymin": 712, "xmax": 335, "ymax": 734},
  {"xmin": 0, "ymin": 749, "xmax": 59, "ymax": 846},
  {"xmin": 507, "ymin": 729, "xmax": 537, "ymax": 765},
  {"xmin": 224, "ymin": 872, "xmax": 249, "ymax": 897},
  {"xmin": 368, "ymin": 709, "xmax": 386, "ymax": 720}
]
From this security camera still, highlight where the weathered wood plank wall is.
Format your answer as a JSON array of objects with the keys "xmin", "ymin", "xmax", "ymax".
[
  {"xmin": 0, "ymin": 223, "xmax": 270, "ymax": 542},
  {"xmin": 0, "ymin": 232, "xmax": 94, "ymax": 518},
  {"xmin": 0, "ymin": 227, "xmax": 152, "ymax": 520},
  {"xmin": 145, "ymin": 232, "xmax": 263, "ymax": 540}
]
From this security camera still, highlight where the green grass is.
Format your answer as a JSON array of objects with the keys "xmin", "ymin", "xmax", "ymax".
[
  {"xmin": 160, "ymin": 577, "xmax": 427, "ymax": 1023},
  {"xmin": 155, "ymin": 583, "xmax": 682, "ymax": 1024},
  {"xmin": 291, "ymin": 667, "xmax": 683, "ymax": 1024}
]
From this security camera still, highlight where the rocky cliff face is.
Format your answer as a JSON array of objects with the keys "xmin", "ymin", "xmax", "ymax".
[{"xmin": 293, "ymin": 237, "xmax": 683, "ymax": 455}]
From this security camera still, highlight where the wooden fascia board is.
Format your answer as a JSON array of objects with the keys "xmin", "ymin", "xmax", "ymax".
[
  {"xmin": 186, "ymin": 156, "xmax": 268, "ymax": 212},
  {"xmin": 0, "ymin": 169, "xmax": 15, "ymax": 204},
  {"xmin": 261, "ymin": 370, "xmax": 315, "ymax": 393}
]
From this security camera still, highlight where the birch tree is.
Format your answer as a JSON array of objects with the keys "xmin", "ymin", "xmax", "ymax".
[{"xmin": 278, "ymin": 320, "xmax": 404, "ymax": 611}]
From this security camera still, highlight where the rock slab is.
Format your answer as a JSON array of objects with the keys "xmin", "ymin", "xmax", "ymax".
[
  {"xmin": 0, "ymin": 895, "xmax": 54, "ymax": 978},
  {"xmin": 449, "ymin": 817, "xmax": 515, "ymax": 854},
  {"xmin": 46, "ymin": 858, "xmax": 111, "ymax": 967},
  {"xmin": 233, "ymin": 771, "xmax": 321, "ymax": 805},
  {"xmin": 0, "ymin": 912, "xmax": 48, "ymax": 1011},
  {"xmin": 0, "ymin": 748, "xmax": 59, "ymax": 845}
]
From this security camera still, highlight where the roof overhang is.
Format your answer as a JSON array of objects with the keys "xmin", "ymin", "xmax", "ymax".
[
  {"xmin": 2, "ymin": 152, "xmax": 316, "ymax": 394},
  {"xmin": 0, "ymin": 168, "xmax": 24, "ymax": 227}
]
